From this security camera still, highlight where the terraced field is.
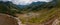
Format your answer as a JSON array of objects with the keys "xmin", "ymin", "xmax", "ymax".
[
  {"xmin": 0, "ymin": 8, "xmax": 59, "ymax": 25},
  {"xmin": 16, "ymin": 8, "xmax": 60, "ymax": 25}
]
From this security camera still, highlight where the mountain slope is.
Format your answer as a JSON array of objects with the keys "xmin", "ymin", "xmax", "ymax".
[
  {"xmin": 0, "ymin": 13, "xmax": 18, "ymax": 25},
  {"xmin": 20, "ymin": 1, "xmax": 56, "ymax": 12},
  {"xmin": 0, "ymin": 1, "xmax": 21, "ymax": 17}
]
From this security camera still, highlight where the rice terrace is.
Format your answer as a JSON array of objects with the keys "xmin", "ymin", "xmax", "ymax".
[{"xmin": 0, "ymin": 0, "xmax": 60, "ymax": 25}]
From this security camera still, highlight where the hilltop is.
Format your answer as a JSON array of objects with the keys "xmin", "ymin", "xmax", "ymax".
[{"xmin": 0, "ymin": 0, "xmax": 60, "ymax": 25}]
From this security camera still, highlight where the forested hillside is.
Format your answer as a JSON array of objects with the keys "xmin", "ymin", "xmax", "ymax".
[
  {"xmin": 0, "ymin": 0, "xmax": 60, "ymax": 25},
  {"xmin": 0, "ymin": 1, "xmax": 21, "ymax": 17}
]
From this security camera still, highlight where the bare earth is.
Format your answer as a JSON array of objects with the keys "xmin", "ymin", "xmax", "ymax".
[{"xmin": 0, "ymin": 13, "xmax": 18, "ymax": 25}]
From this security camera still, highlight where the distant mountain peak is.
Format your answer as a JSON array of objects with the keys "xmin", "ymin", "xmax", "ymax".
[{"xmin": 0, "ymin": 1, "xmax": 12, "ymax": 4}]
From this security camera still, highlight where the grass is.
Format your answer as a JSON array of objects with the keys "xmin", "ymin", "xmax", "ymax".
[
  {"xmin": 27, "ymin": 8, "xmax": 57, "ymax": 23},
  {"xmin": 18, "ymin": 8, "xmax": 60, "ymax": 25}
]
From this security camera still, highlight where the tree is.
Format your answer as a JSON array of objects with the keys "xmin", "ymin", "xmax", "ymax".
[
  {"xmin": 0, "ymin": 1, "xmax": 21, "ymax": 17},
  {"xmin": 53, "ymin": 0, "xmax": 60, "ymax": 7}
]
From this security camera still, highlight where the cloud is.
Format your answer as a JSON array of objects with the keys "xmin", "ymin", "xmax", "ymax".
[
  {"xmin": 2, "ymin": 0, "xmax": 11, "ymax": 1},
  {"xmin": 0, "ymin": 0, "xmax": 52, "ymax": 5},
  {"xmin": 11, "ymin": 0, "xmax": 52, "ymax": 5}
]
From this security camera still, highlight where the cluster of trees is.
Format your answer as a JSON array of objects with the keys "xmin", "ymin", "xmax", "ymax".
[
  {"xmin": 0, "ymin": 0, "xmax": 59, "ymax": 17},
  {"xmin": 22, "ymin": 0, "xmax": 57, "ymax": 12},
  {"xmin": 0, "ymin": 1, "xmax": 21, "ymax": 17},
  {"xmin": 55, "ymin": 0, "xmax": 60, "ymax": 7}
]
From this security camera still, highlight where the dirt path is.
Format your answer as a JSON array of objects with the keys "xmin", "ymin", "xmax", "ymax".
[
  {"xmin": 0, "ymin": 13, "xmax": 26, "ymax": 25},
  {"xmin": 52, "ymin": 19, "xmax": 60, "ymax": 25}
]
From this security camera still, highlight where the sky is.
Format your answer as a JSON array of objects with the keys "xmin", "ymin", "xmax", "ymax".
[{"xmin": 0, "ymin": 0, "xmax": 52, "ymax": 5}]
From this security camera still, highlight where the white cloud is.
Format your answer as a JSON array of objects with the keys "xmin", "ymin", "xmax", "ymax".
[
  {"xmin": 2, "ymin": 0, "xmax": 11, "ymax": 1},
  {"xmin": 0, "ymin": 0, "xmax": 52, "ymax": 5},
  {"xmin": 0, "ymin": 0, "xmax": 11, "ymax": 2},
  {"xmin": 11, "ymin": 0, "xmax": 52, "ymax": 5}
]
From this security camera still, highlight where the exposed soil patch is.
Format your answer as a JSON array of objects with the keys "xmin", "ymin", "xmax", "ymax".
[{"xmin": 0, "ymin": 13, "xmax": 18, "ymax": 25}]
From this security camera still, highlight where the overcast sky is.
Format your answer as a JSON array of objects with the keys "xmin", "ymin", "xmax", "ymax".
[{"xmin": 0, "ymin": 0, "xmax": 52, "ymax": 5}]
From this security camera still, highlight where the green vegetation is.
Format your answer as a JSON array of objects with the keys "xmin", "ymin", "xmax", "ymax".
[
  {"xmin": 18, "ymin": 0, "xmax": 60, "ymax": 24},
  {"xmin": 0, "ymin": 1, "xmax": 21, "ymax": 17},
  {"xmin": 20, "ymin": 8, "xmax": 57, "ymax": 24},
  {"xmin": 0, "ymin": 0, "xmax": 60, "ymax": 25}
]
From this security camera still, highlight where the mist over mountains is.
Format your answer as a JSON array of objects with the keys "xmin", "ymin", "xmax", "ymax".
[
  {"xmin": 17, "ymin": 0, "xmax": 56, "ymax": 9},
  {"xmin": 0, "ymin": 0, "xmax": 57, "ymax": 13},
  {"xmin": 0, "ymin": 1, "xmax": 22, "ymax": 17},
  {"xmin": 0, "ymin": 0, "xmax": 60, "ymax": 25},
  {"xmin": 0, "ymin": 0, "xmax": 52, "ymax": 5}
]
